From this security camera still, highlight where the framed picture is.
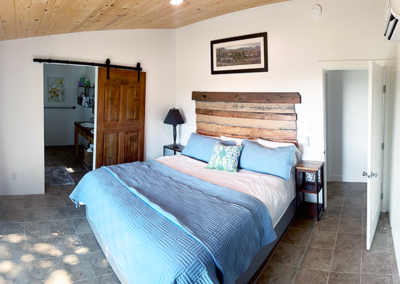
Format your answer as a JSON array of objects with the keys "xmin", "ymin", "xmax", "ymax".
[
  {"xmin": 211, "ymin": 32, "xmax": 268, "ymax": 75},
  {"xmin": 48, "ymin": 77, "xmax": 66, "ymax": 102}
]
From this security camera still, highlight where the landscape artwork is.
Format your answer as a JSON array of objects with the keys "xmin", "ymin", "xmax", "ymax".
[
  {"xmin": 211, "ymin": 32, "xmax": 268, "ymax": 74},
  {"xmin": 48, "ymin": 77, "xmax": 66, "ymax": 102},
  {"xmin": 216, "ymin": 42, "xmax": 261, "ymax": 67}
]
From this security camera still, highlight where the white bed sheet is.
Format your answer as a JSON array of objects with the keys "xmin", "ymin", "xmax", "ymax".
[{"xmin": 155, "ymin": 155, "xmax": 296, "ymax": 227}]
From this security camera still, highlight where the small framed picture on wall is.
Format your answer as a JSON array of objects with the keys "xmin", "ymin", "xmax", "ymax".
[{"xmin": 211, "ymin": 32, "xmax": 268, "ymax": 75}]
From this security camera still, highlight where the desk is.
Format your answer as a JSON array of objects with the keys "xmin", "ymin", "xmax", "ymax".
[{"xmin": 74, "ymin": 122, "xmax": 94, "ymax": 157}]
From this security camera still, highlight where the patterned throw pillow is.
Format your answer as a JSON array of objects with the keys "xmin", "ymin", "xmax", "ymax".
[{"xmin": 206, "ymin": 142, "xmax": 244, "ymax": 172}]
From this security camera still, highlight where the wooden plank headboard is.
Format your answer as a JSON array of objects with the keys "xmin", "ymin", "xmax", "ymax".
[{"xmin": 192, "ymin": 91, "xmax": 301, "ymax": 145}]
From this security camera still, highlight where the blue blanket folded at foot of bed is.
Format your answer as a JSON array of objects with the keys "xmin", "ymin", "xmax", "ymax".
[{"xmin": 70, "ymin": 161, "xmax": 276, "ymax": 284}]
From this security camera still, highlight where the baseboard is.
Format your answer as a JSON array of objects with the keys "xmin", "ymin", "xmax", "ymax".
[
  {"xmin": 328, "ymin": 175, "xmax": 367, "ymax": 183},
  {"xmin": 393, "ymin": 229, "xmax": 400, "ymax": 278}
]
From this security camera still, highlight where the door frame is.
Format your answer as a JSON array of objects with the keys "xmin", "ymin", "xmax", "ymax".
[{"xmin": 318, "ymin": 60, "xmax": 393, "ymax": 210}]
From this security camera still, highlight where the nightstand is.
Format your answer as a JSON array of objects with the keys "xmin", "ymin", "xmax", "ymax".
[
  {"xmin": 295, "ymin": 160, "xmax": 324, "ymax": 221},
  {"xmin": 163, "ymin": 144, "xmax": 185, "ymax": 156}
]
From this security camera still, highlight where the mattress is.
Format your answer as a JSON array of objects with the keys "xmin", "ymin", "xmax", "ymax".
[{"xmin": 156, "ymin": 155, "xmax": 296, "ymax": 227}]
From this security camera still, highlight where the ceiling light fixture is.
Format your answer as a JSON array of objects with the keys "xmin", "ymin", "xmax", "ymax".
[{"xmin": 170, "ymin": 0, "xmax": 183, "ymax": 5}]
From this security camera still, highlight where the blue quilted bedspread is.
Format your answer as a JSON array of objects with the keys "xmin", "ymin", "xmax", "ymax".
[{"xmin": 70, "ymin": 161, "xmax": 276, "ymax": 284}]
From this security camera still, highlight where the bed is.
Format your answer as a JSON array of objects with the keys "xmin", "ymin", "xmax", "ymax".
[{"xmin": 71, "ymin": 91, "xmax": 302, "ymax": 284}]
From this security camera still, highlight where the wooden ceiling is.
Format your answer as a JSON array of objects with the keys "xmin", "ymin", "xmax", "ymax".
[{"xmin": 0, "ymin": 0, "xmax": 290, "ymax": 42}]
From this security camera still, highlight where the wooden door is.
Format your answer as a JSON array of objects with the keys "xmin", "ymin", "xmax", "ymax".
[
  {"xmin": 96, "ymin": 68, "xmax": 146, "ymax": 168},
  {"xmin": 366, "ymin": 62, "xmax": 384, "ymax": 250}
]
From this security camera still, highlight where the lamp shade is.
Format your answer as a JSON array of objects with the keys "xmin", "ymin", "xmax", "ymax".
[{"xmin": 163, "ymin": 108, "xmax": 184, "ymax": 125}]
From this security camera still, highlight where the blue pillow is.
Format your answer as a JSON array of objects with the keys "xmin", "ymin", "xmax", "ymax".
[
  {"xmin": 182, "ymin": 133, "xmax": 235, "ymax": 163},
  {"xmin": 239, "ymin": 139, "xmax": 296, "ymax": 180}
]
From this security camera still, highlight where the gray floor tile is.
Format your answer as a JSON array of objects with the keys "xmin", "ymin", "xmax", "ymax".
[
  {"xmin": 256, "ymin": 261, "xmax": 297, "ymax": 284},
  {"xmin": 63, "ymin": 196, "xmax": 75, "ymax": 206},
  {"xmin": 291, "ymin": 216, "xmax": 316, "ymax": 230},
  {"xmin": 73, "ymin": 218, "xmax": 91, "ymax": 235},
  {"xmin": 363, "ymin": 234, "xmax": 389, "ymax": 251},
  {"xmin": 79, "ymin": 233, "xmax": 102, "ymax": 253},
  {"xmin": 338, "ymin": 218, "xmax": 362, "ymax": 234},
  {"xmin": 0, "ymin": 222, "xmax": 25, "ymax": 243},
  {"xmin": 281, "ymin": 227, "xmax": 312, "ymax": 246},
  {"xmin": 44, "ymin": 196, "xmax": 66, "ymax": 207},
  {"xmin": 314, "ymin": 217, "xmax": 339, "ymax": 232},
  {"xmin": 50, "ymin": 219, "xmax": 76, "ymax": 237},
  {"xmin": 394, "ymin": 275, "xmax": 400, "ymax": 284},
  {"xmin": 97, "ymin": 273, "xmax": 121, "ymax": 284},
  {"xmin": 45, "ymin": 187, "xmax": 62, "ymax": 197},
  {"xmin": 361, "ymin": 274, "xmax": 393, "ymax": 284},
  {"xmin": 0, "ymin": 242, "xmax": 26, "ymax": 260},
  {"xmin": 53, "ymin": 235, "xmax": 87, "ymax": 257},
  {"xmin": 391, "ymin": 252, "xmax": 399, "ymax": 274},
  {"xmin": 293, "ymin": 268, "xmax": 329, "ymax": 284},
  {"xmin": 270, "ymin": 242, "xmax": 306, "ymax": 266},
  {"xmin": 322, "ymin": 206, "xmax": 342, "ymax": 219},
  {"xmin": 86, "ymin": 251, "xmax": 113, "ymax": 276},
  {"xmin": 23, "ymin": 197, "xmax": 45, "ymax": 209},
  {"xmin": 68, "ymin": 205, "xmax": 86, "ymax": 219},
  {"xmin": 25, "ymin": 221, "xmax": 51, "ymax": 239},
  {"xmin": 24, "ymin": 208, "xmax": 47, "ymax": 222},
  {"xmin": 300, "ymin": 247, "xmax": 333, "ymax": 271},
  {"xmin": 330, "ymin": 250, "xmax": 361, "ymax": 273},
  {"xmin": 26, "ymin": 258, "xmax": 62, "ymax": 284},
  {"xmin": 362, "ymin": 251, "xmax": 392, "ymax": 274},
  {"xmin": 335, "ymin": 233, "xmax": 362, "ymax": 251},
  {"xmin": 1, "ymin": 209, "xmax": 24, "ymax": 223},
  {"xmin": 2, "ymin": 198, "xmax": 24, "ymax": 210},
  {"xmin": 0, "ymin": 260, "xmax": 26, "ymax": 284},
  {"xmin": 25, "ymin": 237, "xmax": 55, "ymax": 260},
  {"xmin": 341, "ymin": 207, "xmax": 362, "ymax": 219},
  {"xmin": 46, "ymin": 206, "xmax": 71, "ymax": 220},
  {"xmin": 344, "ymin": 188, "xmax": 366, "ymax": 199},
  {"xmin": 56, "ymin": 255, "xmax": 94, "ymax": 282},
  {"xmin": 308, "ymin": 231, "xmax": 336, "ymax": 250},
  {"xmin": 343, "ymin": 197, "xmax": 363, "ymax": 208},
  {"xmin": 328, "ymin": 272, "xmax": 360, "ymax": 284}
]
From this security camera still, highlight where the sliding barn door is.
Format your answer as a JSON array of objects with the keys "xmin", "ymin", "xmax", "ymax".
[{"xmin": 96, "ymin": 68, "xmax": 146, "ymax": 168}]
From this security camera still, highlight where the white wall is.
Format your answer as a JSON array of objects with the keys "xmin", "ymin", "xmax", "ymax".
[
  {"xmin": 175, "ymin": 0, "xmax": 395, "ymax": 162},
  {"xmin": 43, "ymin": 64, "xmax": 95, "ymax": 146},
  {"xmin": 326, "ymin": 70, "xmax": 368, "ymax": 182},
  {"xmin": 388, "ymin": 44, "xmax": 400, "ymax": 279},
  {"xmin": 0, "ymin": 29, "xmax": 176, "ymax": 195}
]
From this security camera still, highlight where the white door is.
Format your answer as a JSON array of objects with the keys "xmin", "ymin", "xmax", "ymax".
[{"xmin": 366, "ymin": 62, "xmax": 384, "ymax": 250}]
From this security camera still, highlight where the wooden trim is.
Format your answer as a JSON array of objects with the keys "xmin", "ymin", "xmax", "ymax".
[
  {"xmin": 192, "ymin": 91, "xmax": 301, "ymax": 103},
  {"xmin": 196, "ymin": 101, "xmax": 296, "ymax": 113},
  {"xmin": 197, "ymin": 122, "xmax": 296, "ymax": 140},
  {"xmin": 196, "ymin": 114, "xmax": 297, "ymax": 130},
  {"xmin": 195, "ymin": 109, "xmax": 297, "ymax": 121},
  {"xmin": 196, "ymin": 130, "xmax": 298, "ymax": 146}
]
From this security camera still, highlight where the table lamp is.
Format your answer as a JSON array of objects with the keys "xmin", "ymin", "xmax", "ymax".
[{"xmin": 163, "ymin": 108, "xmax": 185, "ymax": 148}]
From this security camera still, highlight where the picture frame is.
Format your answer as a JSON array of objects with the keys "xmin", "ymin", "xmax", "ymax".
[
  {"xmin": 48, "ymin": 77, "xmax": 66, "ymax": 102},
  {"xmin": 211, "ymin": 32, "xmax": 268, "ymax": 75}
]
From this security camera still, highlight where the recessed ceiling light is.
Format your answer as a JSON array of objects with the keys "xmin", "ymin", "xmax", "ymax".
[{"xmin": 170, "ymin": 0, "xmax": 183, "ymax": 5}]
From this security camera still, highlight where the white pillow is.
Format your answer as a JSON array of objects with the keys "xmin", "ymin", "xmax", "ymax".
[
  {"xmin": 221, "ymin": 135, "xmax": 243, "ymax": 146},
  {"xmin": 257, "ymin": 138, "xmax": 302, "ymax": 167}
]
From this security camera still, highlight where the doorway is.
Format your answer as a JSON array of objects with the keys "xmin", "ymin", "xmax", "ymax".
[
  {"xmin": 43, "ymin": 64, "xmax": 96, "ymax": 189},
  {"xmin": 320, "ymin": 60, "xmax": 393, "ymax": 250}
]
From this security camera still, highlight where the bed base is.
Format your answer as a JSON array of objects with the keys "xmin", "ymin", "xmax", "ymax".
[{"xmin": 86, "ymin": 198, "xmax": 296, "ymax": 284}]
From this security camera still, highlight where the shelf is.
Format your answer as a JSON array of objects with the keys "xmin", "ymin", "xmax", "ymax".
[
  {"xmin": 297, "ymin": 183, "xmax": 323, "ymax": 194},
  {"xmin": 298, "ymin": 202, "xmax": 323, "ymax": 216}
]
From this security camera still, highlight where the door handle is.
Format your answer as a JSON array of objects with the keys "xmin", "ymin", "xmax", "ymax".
[
  {"xmin": 362, "ymin": 171, "xmax": 370, "ymax": 178},
  {"xmin": 371, "ymin": 172, "xmax": 378, "ymax": 178}
]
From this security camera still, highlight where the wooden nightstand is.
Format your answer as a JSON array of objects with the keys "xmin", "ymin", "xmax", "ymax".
[
  {"xmin": 296, "ymin": 160, "xmax": 324, "ymax": 221},
  {"xmin": 163, "ymin": 144, "xmax": 185, "ymax": 156}
]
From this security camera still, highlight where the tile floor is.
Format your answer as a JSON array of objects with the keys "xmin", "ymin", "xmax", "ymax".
[
  {"xmin": 0, "ymin": 146, "xmax": 120, "ymax": 283},
  {"xmin": 250, "ymin": 182, "xmax": 399, "ymax": 284},
  {"xmin": 8, "ymin": 149, "xmax": 398, "ymax": 284}
]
